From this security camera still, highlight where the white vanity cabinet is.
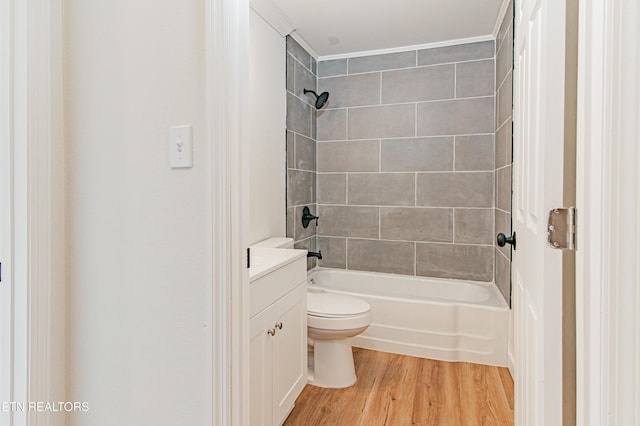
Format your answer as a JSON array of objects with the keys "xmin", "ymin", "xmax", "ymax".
[{"xmin": 249, "ymin": 248, "xmax": 307, "ymax": 426}]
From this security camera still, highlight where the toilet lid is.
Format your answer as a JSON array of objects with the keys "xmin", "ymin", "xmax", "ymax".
[{"xmin": 307, "ymin": 293, "xmax": 370, "ymax": 317}]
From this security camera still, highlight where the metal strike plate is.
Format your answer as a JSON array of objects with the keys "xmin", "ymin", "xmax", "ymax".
[{"xmin": 547, "ymin": 207, "xmax": 577, "ymax": 250}]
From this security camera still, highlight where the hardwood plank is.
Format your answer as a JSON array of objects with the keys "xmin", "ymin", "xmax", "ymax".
[{"xmin": 284, "ymin": 348, "xmax": 514, "ymax": 426}]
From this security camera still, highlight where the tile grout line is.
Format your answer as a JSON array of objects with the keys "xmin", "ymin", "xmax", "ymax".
[
  {"xmin": 454, "ymin": 63, "xmax": 457, "ymax": 99},
  {"xmin": 320, "ymin": 94, "xmax": 496, "ymax": 112},
  {"xmin": 318, "ymin": 57, "xmax": 498, "ymax": 79}
]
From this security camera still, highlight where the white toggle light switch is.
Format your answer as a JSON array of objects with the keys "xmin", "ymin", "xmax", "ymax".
[{"xmin": 169, "ymin": 125, "xmax": 193, "ymax": 168}]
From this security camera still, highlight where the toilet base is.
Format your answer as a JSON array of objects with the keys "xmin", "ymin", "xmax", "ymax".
[{"xmin": 307, "ymin": 338, "xmax": 357, "ymax": 388}]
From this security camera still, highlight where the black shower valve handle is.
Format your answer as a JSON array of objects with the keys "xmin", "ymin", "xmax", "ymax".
[{"xmin": 301, "ymin": 206, "xmax": 319, "ymax": 229}]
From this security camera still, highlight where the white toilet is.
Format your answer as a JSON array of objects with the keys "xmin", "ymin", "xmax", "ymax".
[
  {"xmin": 252, "ymin": 238, "xmax": 372, "ymax": 389},
  {"xmin": 307, "ymin": 291, "xmax": 371, "ymax": 388}
]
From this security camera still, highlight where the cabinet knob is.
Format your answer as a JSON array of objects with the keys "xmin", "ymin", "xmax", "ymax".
[
  {"xmin": 267, "ymin": 328, "xmax": 276, "ymax": 336},
  {"xmin": 275, "ymin": 322, "xmax": 283, "ymax": 330}
]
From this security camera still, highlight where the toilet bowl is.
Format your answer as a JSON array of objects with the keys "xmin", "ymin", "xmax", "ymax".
[
  {"xmin": 251, "ymin": 237, "xmax": 372, "ymax": 388},
  {"xmin": 307, "ymin": 292, "xmax": 371, "ymax": 388}
]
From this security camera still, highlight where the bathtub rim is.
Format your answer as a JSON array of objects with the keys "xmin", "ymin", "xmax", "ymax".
[{"xmin": 307, "ymin": 267, "xmax": 509, "ymax": 310}]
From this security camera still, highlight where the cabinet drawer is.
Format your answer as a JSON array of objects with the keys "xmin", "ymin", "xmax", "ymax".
[{"xmin": 250, "ymin": 256, "xmax": 306, "ymax": 318}]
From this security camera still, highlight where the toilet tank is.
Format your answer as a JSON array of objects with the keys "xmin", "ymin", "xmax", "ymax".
[{"xmin": 251, "ymin": 237, "xmax": 295, "ymax": 249}]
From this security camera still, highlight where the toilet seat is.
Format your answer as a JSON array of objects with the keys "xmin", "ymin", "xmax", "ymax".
[{"xmin": 307, "ymin": 293, "xmax": 370, "ymax": 318}]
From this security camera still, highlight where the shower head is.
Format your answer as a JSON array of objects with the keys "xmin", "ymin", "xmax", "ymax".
[{"xmin": 303, "ymin": 89, "xmax": 330, "ymax": 109}]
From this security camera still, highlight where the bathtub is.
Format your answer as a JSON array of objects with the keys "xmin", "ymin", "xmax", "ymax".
[{"xmin": 307, "ymin": 268, "xmax": 509, "ymax": 367}]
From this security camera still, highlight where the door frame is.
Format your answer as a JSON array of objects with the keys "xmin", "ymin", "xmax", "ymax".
[
  {"xmin": 205, "ymin": 0, "xmax": 251, "ymax": 424},
  {"xmin": 0, "ymin": 0, "xmax": 65, "ymax": 425},
  {"xmin": 576, "ymin": 0, "xmax": 640, "ymax": 424}
]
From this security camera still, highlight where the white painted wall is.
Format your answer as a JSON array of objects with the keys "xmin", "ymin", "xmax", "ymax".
[
  {"xmin": 249, "ymin": 9, "xmax": 286, "ymax": 244},
  {"xmin": 64, "ymin": 1, "xmax": 210, "ymax": 425}
]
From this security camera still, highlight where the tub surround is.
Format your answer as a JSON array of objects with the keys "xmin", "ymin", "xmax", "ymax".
[
  {"xmin": 494, "ymin": 0, "xmax": 514, "ymax": 305},
  {"xmin": 315, "ymin": 40, "xmax": 497, "ymax": 283},
  {"xmin": 286, "ymin": 37, "xmax": 319, "ymax": 270}
]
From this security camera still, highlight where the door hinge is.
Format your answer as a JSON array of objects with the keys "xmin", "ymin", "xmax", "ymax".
[
  {"xmin": 247, "ymin": 247, "xmax": 250, "ymax": 269},
  {"xmin": 547, "ymin": 207, "xmax": 577, "ymax": 250}
]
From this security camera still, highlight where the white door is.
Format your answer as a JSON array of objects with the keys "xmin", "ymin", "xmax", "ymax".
[{"xmin": 513, "ymin": 0, "xmax": 569, "ymax": 424}]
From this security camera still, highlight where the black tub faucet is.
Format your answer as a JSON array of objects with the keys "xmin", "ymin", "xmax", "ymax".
[{"xmin": 307, "ymin": 250, "xmax": 323, "ymax": 260}]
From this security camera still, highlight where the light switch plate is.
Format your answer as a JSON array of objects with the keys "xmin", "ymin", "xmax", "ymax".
[{"xmin": 169, "ymin": 125, "xmax": 193, "ymax": 168}]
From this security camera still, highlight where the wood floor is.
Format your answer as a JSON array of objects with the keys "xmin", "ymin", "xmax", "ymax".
[{"xmin": 284, "ymin": 348, "xmax": 514, "ymax": 426}]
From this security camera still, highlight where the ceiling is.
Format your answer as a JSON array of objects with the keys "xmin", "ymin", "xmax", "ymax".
[{"xmin": 273, "ymin": 0, "xmax": 505, "ymax": 58}]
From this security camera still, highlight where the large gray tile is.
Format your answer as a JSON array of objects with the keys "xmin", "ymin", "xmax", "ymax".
[
  {"xmin": 380, "ymin": 207, "xmax": 453, "ymax": 242},
  {"xmin": 317, "ymin": 140, "xmax": 379, "ymax": 172},
  {"xmin": 318, "ymin": 205, "xmax": 379, "ymax": 238},
  {"xmin": 311, "ymin": 57, "xmax": 317, "ymax": 75},
  {"xmin": 287, "ymin": 36, "xmax": 311, "ymax": 70},
  {"xmin": 495, "ymin": 208, "xmax": 512, "ymax": 258},
  {"xmin": 294, "ymin": 236, "xmax": 317, "ymax": 270},
  {"xmin": 295, "ymin": 134, "xmax": 316, "ymax": 171},
  {"xmin": 495, "ymin": 248, "xmax": 511, "ymax": 304},
  {"xmin": 348, "ymin": 173, "xmax": 415, "ymax": 206},
  {"xmin": 496, "ymin": 21, "xmax": 514, "ymax": 85},
  {"xmin": 496, "ymin": 71, "xmax": 512, "ymax": 128},
  {"xmin": 496, "ymin": 165, "xmax": 511, "ymax": 212},
  {"xmin": 348, "ymin": 51, "xmax": 416, "ymax": 74},
  {"xmin": 418, "ymin": 40, "xmax": 495, "ymax": 66},
  {"xmin": 318, "ymin": 73, "xmax": 380, "ymax": 108},
  {"xmin": 416, "ymin": 243, "xmax": 494, "ymax": 281},
  {"xmin": 455, "ymin": 135, "xmax": 495, "ymax": 171},
  {"xmin": 317, "ymin": 173, "xmax": 346, "ymax": 204},
  {"xmin": 295, "ymin": 60, "xmax": 317, "ymax": 105},
  {"xmin": 294, "ymin": 205, "xmax": 318, "ymax": 241},
  {"xmin": 317, "ymin": 237, "xmax": 347, "ymax": 269},
  {"xmin": 417, "ymin": 172, "xmax": 494, "ymax": 207},
  {"xmin": 286, "ymin": 54, "xmax": 295, "ymax": 92},
  {"xmin": 287, "ymin": 170, "xmax": 316, "ymax": 206},
  {"xmin": 382, "ymin": 65, "xmax": 454, "ymax": 103},
  {"xmin": 456, "ymin": 59, "xmax": 495, "ymax": 98},
  {"xmin": 454, "ymin": 208, "xmax": 493, "ymax": 244},
  {"xmin": 348, "ymin": 104, "xmax": 416, "ymax": 139},
  {"xmin": 316, "ymin": 108, "xmax": 347, "ymax": 141},
  {"xmin": 286, "ymin": 131, "xmax": 294, "ymax": 167},
  {"xmin": 287, "ymin": 92, "xmax": 312, "ymax": 137},
  {"xmin": 318, "ymin": 59, "xmax": 348, "ymax": 77},
  {"xmin": 495, "ymin": 118, "xmax": 512, "ymax": 168},
  {"xmin": 417, "ymin": 97, "xmax": 495, "ymax": 136},
  {"xmin": 381, "ymin": 137, "xmax": 453, "ymax": 172},
  {"xmin": 347, "ymin": 239, "xmax": 415, "ymax": 275},
  {"xmin": 287, "ymin": 207, "xmax": 294, "ymax": 238}
]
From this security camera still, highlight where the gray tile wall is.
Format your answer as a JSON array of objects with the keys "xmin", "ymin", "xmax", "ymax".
[
  {"xmin": 315, "ymin": 40, "xmax": 497, "ymax": 282},
  {"xmin": 495, "ymin": 1, "xmax": 514, "ymax": 304},
  {"xmin": 286, "ymin": 37, "xmax": 318, "ymax": 269}
]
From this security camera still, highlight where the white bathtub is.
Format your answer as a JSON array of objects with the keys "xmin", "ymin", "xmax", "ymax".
[{"xmin": 307, "ymin": 268, "xmax": 509, "ymax": 367}]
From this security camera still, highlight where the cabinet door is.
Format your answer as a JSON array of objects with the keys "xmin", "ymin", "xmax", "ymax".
[
  {"xmin": 249, "ymin": 307, "xmax": 273, "ymax": 426},
  {"xmin": 271, "ymin": 284, "xmax": 307, "ymax": 425}
]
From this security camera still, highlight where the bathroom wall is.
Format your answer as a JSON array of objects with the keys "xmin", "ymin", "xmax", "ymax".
[
  {"xmin": 65, "ymin": 1, "xmax": 209, "ymax": 424},
  {"xmin": 285, "ymin": 36, "xmax": 319, "ymax": 269},
  {"xmin": 249, "ymin": 10, "xmax": 286, "ymax": 244},
  {"xmin": 315, "ymin": 41, "xmax": 496, "ymax": 282},
  {"xmin": 494, "ymin": 0, "xmax": 514, "ymax": 304}
]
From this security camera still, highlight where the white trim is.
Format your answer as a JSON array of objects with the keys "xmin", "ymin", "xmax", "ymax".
[
  {"xmin": 317, "ymin": 35, "xmax": 495, "ymax": 62},
  {"xmin": 250, "ymin": 0, "xmax": 295, "ymax": 37},
  {"xmin": 0, "ymin": 0, "xmax": 14, "ymax": 423},
  {"xmin": 289, "ymin": 32, "xmax": 320, "ymax": 60},
  {"xmin": 576, "ymin": 0, "xmax": 640, "ymax": 424},
  {"xmin": 492, "ymin": 0, "xmax": 512, "ymax": 39},
  {"xmin": 206, "ymin": 0, "xmax": 250, "ymax": 424},
  {"xmin": 0, "ymin": 0, "xmax": 65, "ymax": 425}
]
